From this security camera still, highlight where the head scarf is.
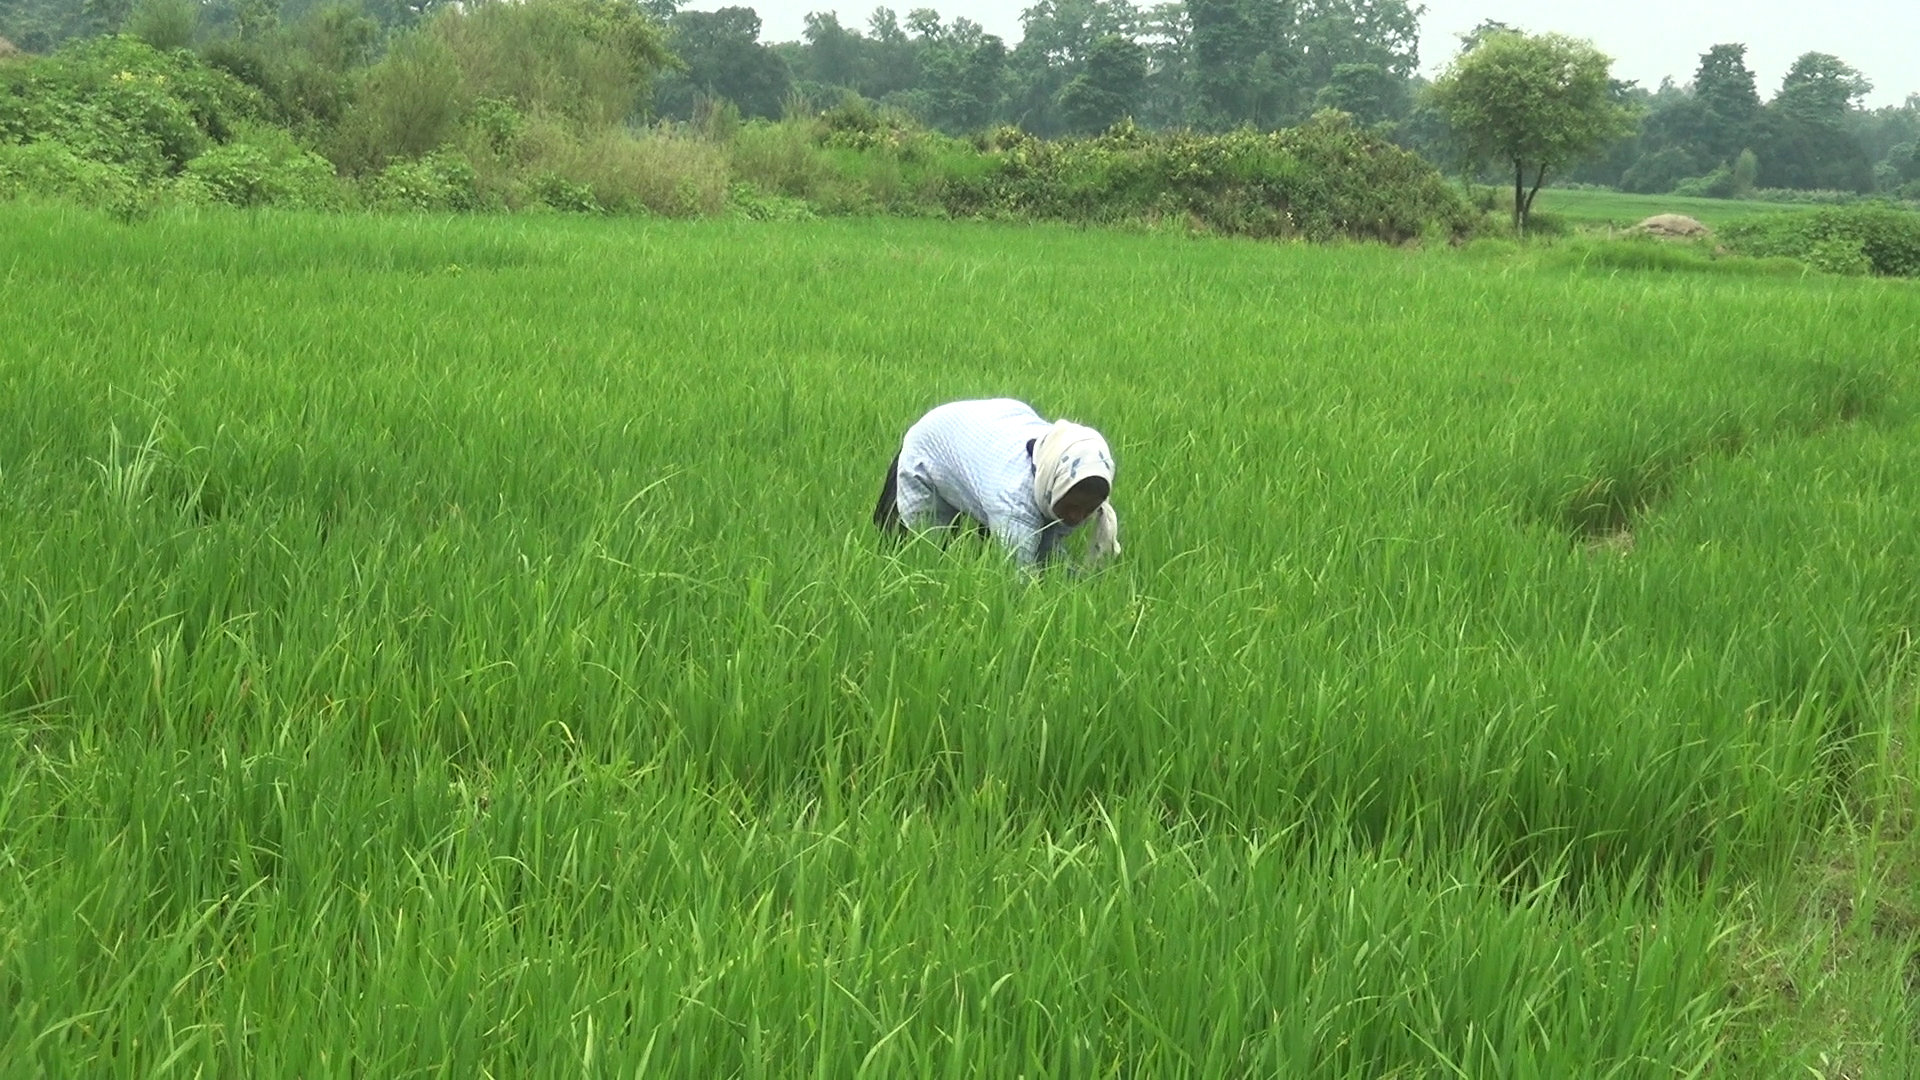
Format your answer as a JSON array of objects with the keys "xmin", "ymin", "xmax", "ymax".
[{"xmin": 1031, "ymin": 419, "xmax": 1121, "ymax": 562}]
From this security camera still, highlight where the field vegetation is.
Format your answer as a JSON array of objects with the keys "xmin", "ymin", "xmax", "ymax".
[{"xmin": 2, "ymin": 201, "xmax": 1917, "ymax": 1073}]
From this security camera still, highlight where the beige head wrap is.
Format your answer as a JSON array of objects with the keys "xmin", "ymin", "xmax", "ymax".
[{"xmin": 1031, "ymin": 419, "xmax": 1121, "ymax": 563}]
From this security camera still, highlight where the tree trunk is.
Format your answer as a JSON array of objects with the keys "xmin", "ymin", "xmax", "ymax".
[
  {"xmin": 1512, "ymin": 160, "xmax": 1524, "ymax": 233},
  {"xmin": 1521, "ymin": 163, "xmax": 1549, "ymax": 232}
]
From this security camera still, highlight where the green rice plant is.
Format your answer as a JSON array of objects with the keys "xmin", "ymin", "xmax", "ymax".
[{"xmin": 1, "ymin": 203, "xmax": 1916, "ymax": 1073}]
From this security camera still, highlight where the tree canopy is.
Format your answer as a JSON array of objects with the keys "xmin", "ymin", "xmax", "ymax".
[{"xmin": 1430, "ymin": 30, "xmax": 1633, "ymax": 232}]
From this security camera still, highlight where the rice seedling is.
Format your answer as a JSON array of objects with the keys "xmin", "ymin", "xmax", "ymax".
[{"xmin": 1, "ymin": 203, "xmax": 1915, "ymax": 1074}]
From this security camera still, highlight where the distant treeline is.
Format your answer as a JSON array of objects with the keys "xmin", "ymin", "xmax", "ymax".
[
  {"xmin": 2, "ymin": 0, "xmax": 1914, "ymax": 204},
  {"xmin": 1566, "ymin": 44, "xmax": 1919, "ymax": 201}
]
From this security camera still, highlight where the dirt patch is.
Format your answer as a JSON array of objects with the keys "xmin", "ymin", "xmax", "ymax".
[{"xmin": 1632, "ymin": 214, "xmax": 1712, "ymax": 240}]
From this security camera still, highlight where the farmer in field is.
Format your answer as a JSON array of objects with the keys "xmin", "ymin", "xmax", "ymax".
[{"xmin": 873, "ymin": 398, "xmax": 1120, "ymax": 569}]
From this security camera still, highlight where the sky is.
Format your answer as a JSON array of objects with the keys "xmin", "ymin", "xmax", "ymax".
[{"xmin": 700, "ymin": 0, "xmax": 1919, "ymax": 110}]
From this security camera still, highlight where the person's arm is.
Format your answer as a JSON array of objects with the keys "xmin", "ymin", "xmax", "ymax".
[{"xmin": 986, "ymin": 511, "xmax": 1050, "ymax": 566}]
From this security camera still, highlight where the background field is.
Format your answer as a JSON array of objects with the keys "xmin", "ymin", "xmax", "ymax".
[
  {"xmin": 2, "ymin": 204, "xmax": 1917, "ymax": 1075},
  {"xmin": 1531, "ymin": 187, "xmax": 1813, "ymax": 229}
]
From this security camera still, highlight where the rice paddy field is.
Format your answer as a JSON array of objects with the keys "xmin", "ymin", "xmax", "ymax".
[{"xmin": 2, "ymin": 202, "xmax": 1918, "ymax": 1076}]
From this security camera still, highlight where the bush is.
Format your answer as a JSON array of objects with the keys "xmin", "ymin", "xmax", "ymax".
[
  {"xmin": 0, "ymin": 140, "xmax": 141, "ymax": 207},
  {"xmin": 540, "ymin": 128, "xmax": 727, "ymax": 215},
  {"xmin": 727, "ymin": 118, "xmax": 844, "ymax": 202},
  {"xmin": 182, "ymin": 134, "xmax": 344, "ymax": 208},
  {"xmin": 128, "ymin": 0, "xmax": 200, "ymax": 52},
  {"xmin": 946, "ymin": 111, "xmax": 1472, "ymax": 242},
  {"xmin": 326, "ymin": 31, "xmax": 464, "ymax": 173},
  {"xmin": 1746, "ymin": 187, "xmax": 1865, "ymax": 206},
  {"xmin": 1619, "ymin": 147, "xmax": 1699, "ymax": 194},
  {"xmin": 370, "ymin": 150, "xmax": 482, "ymax": 211},
  {"xmin": 0, "ymin": 36, "xmax": 259, "ymax": 178},
  {"xmin": 430, "ymin": 0, "xmax": 671, "ymax": 129},
  {"xmin": 526, "ymin": 171, "xmax": 599, "ymax": 212},
  {"xmin": 1720, "ymin": 205, "xmax": 1920, "ymax": 277},
  {"xmin": 727, "ymin": 181, "xmax": 815, "ymax": 220},
  {"xmin": 1674, "ymin": 166, "xmax": 1737, "ymax": 199}
]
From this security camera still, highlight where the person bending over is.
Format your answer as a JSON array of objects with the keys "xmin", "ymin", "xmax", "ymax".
[{"xmin": 873, "ymin": 398, "xmax": 1120, "ymax": 568}]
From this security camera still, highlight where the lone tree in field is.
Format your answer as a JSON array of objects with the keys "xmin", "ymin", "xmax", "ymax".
[{"xmin": 1430, "ymin": 30, "xmax": 1634, "ymax": 233}]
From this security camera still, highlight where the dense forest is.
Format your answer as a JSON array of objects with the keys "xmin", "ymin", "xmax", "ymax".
[{"xmin": 2, "ymin": 0, "xmax": 1915, "ymax": 199}]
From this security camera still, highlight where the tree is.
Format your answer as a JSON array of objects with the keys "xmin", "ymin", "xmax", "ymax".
[
  {"xmin": 1058, "ymin": 32, "xmax": 1143, "ymax": 132},
  {"xmin": 800, "ymin": 10, "xmax": 860, "ymax": 88},
  {"xmin": 1751, "ymin": 52, "xmax": 1874, "ymax": 193},
  {"xmin": 862, "ymin": 8, "xmax": 918, "ymax": 100},
  {"xmin": 657, "ymin": 6, "xmax": 790, "ymax": 119},
  {"xmin": 913, "ymin": 15, "xmax": 1006, "ymax": 132},
  {"xmin": 1187, "ymin": 0, "xmax": 1291, "ymax": 129},
  {"xmin": 1687, "ymin": 43, "xmax": 1758, "ymax": 162},
  {"xmin": 1314, "ymin": 61, "xmax": 1399, "ymax": 123},
  {"xmin": 1429, "ymin": 30, "xmax": 1634, "ymax": 232},
  {"xmin": 1291, "ymin": 0, "xmax": 1419, "ymax": 121},
  {"xmin": 1773, "ymin": 51, "xmax": 1870, "ymax": 127},
  {"xmin": 1004, "ymin": 0, "xmax": 1138, "ymax": 134},
  {"xmin": 1133, "ymin": 0, "xmax": 1188, "ymax": 127}
]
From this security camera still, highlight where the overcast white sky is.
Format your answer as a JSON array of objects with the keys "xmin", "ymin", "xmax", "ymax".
[{"xmin": 705, "ymin": 0, "xmax": 1918, "ymax": 109}]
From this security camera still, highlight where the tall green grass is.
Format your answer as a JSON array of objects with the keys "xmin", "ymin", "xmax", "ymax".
[{"xmin": 2, "ymin": 204, "xmax": 1916, "ymax": 1074}]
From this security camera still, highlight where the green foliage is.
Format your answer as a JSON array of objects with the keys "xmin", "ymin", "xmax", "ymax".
[
  {"xmin": 526, "ymin": 169, "xmax": 598, "ymax": 211},
  {"xmin": 725, "ymin": 113, "xmax": 839, "ymax": 195},
  {"xmin": 654, "ymin": 6, "xmax": 790, "ymax": 121},
  {"xmin": 457, "ymin": 107, "xmax": 729, "ymax": 215},
  {"xmin": 182, "ymin": 131, "xmax": 343, "ymax": 207},
  {"xmin": 1721, "ymin": 205, "xmax": 1920, "ymax": 277},
  {"xmin": 1732, "ymin": 147, "xmax": 1759, "ymax": 193},
  {"xmin": 1619, "ymin": 145, "xmax": 1698, "ymax": 194},
  {"xmin": 951, "ymin": 111, "xmax": 1472, "ymax": 241},
  {"xmin": 125, "ymin": 0, "xmax": 197, "ymax": 52},
  {"xmin": 463, "ymin": 94, "xmax": 523, "ymax": 154},
  {"xmin": 1692, "ymin": 45, "xmax": 1760, "ymax": 136},
  {"xmin": 1773, "ymin": 52, "xmax": 1872, "ymax": 128},
  {"xmin": 1430, "ymin": 31, "xmax": 1636, "ymax": 232},
  {"xmin": 0, "ymin": 137, "xmax": 139, "ymax": 205},
  {"xmin": 0, "ymin": 35, "xmax": 259, "ymax": 178},
  {"xmin": 1674, "ymin": 147, "xmax": 1758, "ymax": 200},
  {"xmin": 1753, "ymin": 109, "xmax": 1876, "ymax": 194},
  {"xmin": 1058, "ymin": 33, "xmax": 1144, "ymax": 136},
  {"xmin": 200, "ymin": 5, "xmax": 376, "ymax": 136},
  {"xmin": 725, "ymin": 179, "xmax": 815, "ymax": 219},
  {"xmin": 533, "ymin": 127, "xmax": 728, "ymax": 215},
  {"xmin": 1186, "ymin": 0, "xmax": 1292, "ymax": 130},
  {"xmin": 1315, "ymin": 61, "xmax": 1404, "ymax": 125},
  {"xmin": 432, "ymin": 0, "xmax": 672, "ymax": 129},
  {"xmin": 368, "ymin": 147, "xmax": 480, "ymax": 210},
  {"xmin": 1673, "ymin": 165, "xmax": 1737, "ymax": 199},
  {"xmin": 327, "ymin": 28, "xmax": 461, "ymax": 172},
  {"xmin": 904, "ymin": 16, "xmax": 1004, "ymax": 134}
]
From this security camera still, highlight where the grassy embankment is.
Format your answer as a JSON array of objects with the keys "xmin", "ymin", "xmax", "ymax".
[{"xmin": 1, "ymin": 203, "xmax": 1916, "ymax": 1075}]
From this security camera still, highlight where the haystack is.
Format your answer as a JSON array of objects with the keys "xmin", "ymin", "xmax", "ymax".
[{"xmin": 1632, "ymin": 214, "xmax": 1711, "ymax": 239}]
